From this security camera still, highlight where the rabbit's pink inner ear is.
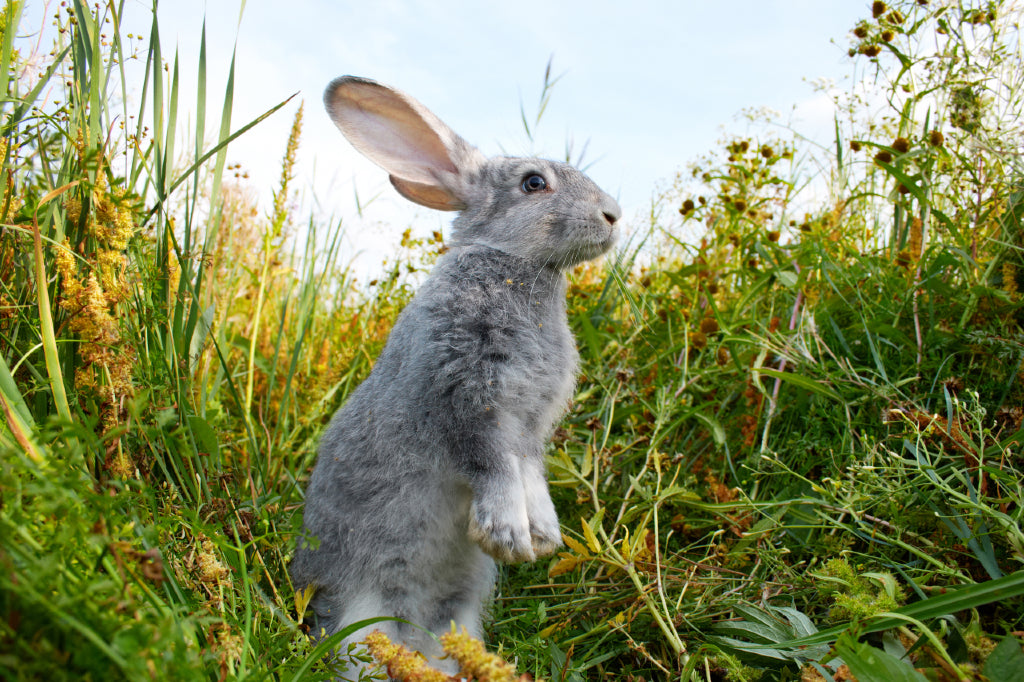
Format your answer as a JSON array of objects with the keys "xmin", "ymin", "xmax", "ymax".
[
  {"xmin": 327, "ymin": 80, "xmax": 460, "ymax": 186},
  {"xmin": 390, "ymin": 176, "xmax": 466, "ymax": 212}
]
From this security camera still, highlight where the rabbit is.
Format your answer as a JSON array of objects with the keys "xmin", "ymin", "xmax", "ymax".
[{"xmin": 290, "ymin": 75, "xmax": 620, "ymax": 677}]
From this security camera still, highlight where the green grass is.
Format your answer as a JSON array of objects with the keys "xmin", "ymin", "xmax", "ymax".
[{"xmin": 2, "ymin": 1, "xmax": 1024, "ymax": 680}]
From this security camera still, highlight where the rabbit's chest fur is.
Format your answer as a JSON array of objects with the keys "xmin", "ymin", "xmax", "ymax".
[{"xmin": 415, "ymin": 247, "xmax": 578, "ymax": 437}]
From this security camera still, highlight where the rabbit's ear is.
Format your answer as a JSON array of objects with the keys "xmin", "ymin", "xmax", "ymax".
[{"xmin": 325, "ymin": 76, "xmax": 483, "ymax": 211}]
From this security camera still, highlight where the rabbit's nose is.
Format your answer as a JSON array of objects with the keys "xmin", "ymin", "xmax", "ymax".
[{"xmin": 600, "ymin": 196, "xmax": 622, "ymax": 226}]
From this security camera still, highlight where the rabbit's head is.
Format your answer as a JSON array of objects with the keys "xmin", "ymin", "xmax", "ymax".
[{"xmin": 325, "ymin": 76, "xmax": 620, "ymax": 269}]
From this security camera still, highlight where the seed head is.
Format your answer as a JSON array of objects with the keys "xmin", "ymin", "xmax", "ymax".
[{"xmin": 440, "ymin": 628, "xmax": 520, "ymax": 682}]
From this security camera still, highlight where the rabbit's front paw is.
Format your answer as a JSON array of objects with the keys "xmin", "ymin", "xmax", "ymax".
[
  {"xmin": 526, "ymin": 489, "xmax": 563, "ymax": 558},
  {"xmin": 529, "ymin": 512, "xmax": 562, "ymax": 558},
  {"xmin": 468, "ymin": 497, "xmax": 535, "ymax": 563},
  {"xmin": 523, "ymin": 468, "xmax": 562, "ymax": 557}
]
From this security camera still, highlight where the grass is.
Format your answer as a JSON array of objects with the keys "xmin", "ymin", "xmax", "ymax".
[{"xmin": 2, "ymin": 0, "xmax": 1024, "ymax": 680}]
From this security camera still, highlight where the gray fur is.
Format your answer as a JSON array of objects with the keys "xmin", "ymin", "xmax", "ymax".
[{"xmin": 291, "ymin": 76, "xmax": 620, "ymax": 675}]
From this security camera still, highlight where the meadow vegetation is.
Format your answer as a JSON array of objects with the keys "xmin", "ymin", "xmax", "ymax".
[{"xmin": 2, "ymin": 1, "xmax": 1024, "ymax": 680}]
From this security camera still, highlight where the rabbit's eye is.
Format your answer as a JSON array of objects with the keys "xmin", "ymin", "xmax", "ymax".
[{"xmin": 521, "ymin": 174, "xmax": 547, "ymax": 193}]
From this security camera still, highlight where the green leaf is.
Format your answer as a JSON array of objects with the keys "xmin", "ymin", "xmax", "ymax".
[
  {"xmin": 757, "ymin": 368, "xmax": 843, "ymax": 402},
  {"xmin": 722, "ymin": 571, "xmax": 1024, "ymax": 654},
  {"xmin": 187, "ymin": 416, "xmax": 219, "ymax": 458},
  {"xmin": 188, "ymin": 304, "xmax": 216, "ymax": 371},
  {"xmin": 984, "ymin": 637, "xmax": 1024, "ymax": 681},
  {"xmin": 838, "ymin": 639, "xmax": 928, "ymax": 682},
  {"xmin": 777, "ymin": 270, "xmax": 799, "ymax": 288},
  {"xmin": 692, "ymin": 410, "xmax": 726, "ymax": 445}
]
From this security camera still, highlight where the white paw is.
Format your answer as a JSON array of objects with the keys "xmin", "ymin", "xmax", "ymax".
[
  {"xmin": 467, "ymin": 496, "xmax": 535, "ymax": 563},
  {"xmin": 525, "ymin": 485, "xmax": 562, "ymax": 557}
]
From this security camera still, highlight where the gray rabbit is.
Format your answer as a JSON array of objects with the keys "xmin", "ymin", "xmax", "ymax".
[{"xmin": 290, "ymin": 76, "xmax": 620, "ymax": 675}]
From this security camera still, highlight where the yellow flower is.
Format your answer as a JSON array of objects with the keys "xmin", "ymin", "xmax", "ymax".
[
  {"xmin": 1003, "ymin": 262, "xmax": 1018, "ymax": 298},
  {"xmin": 362, "ymin": 631, "xmax": 450, "ymax": 682},
  {"xmin": 440, "ymin": 627, "xmax": 519, "ymax": 682}
]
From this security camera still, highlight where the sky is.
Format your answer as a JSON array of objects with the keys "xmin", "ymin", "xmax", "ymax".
[{"xmin": 22, "ymin": 1, "xmax": 871, "ymax": 276}]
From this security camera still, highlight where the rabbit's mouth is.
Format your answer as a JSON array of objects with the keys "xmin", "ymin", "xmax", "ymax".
[{"xmin": 558, "ymin": 223, "xmax": 618, "ymax": 266}]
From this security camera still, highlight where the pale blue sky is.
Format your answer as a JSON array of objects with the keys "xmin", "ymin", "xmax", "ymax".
[{"xmin": 23, "ymin": 1, "xmax": 870, "ymax": 270}]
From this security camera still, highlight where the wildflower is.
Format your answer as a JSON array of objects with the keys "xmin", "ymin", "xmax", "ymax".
[
  {"xmin": 874, "ymin": 150, "xmax": 893, "ymax": 164},
  {"xmin": 929, "ymin": 129, "xmax": 944, "ymax": 147},
  {"xmin": 909, "ymin": 217, "xmax": 923, "ymax": 257},
  {"xmin": 859, "ymin": 43, "xmax": 882, "ymax": 57},
  {"xmin": 891, "ymin": 137, "xmax": 910, "ymax": 153},
  {"xmin": 440, "ymin": 628, "xmax": 520, "ymax": 682},
  {"xmin": 853, "ymin": 24, "xmax": 869, "ymax": 39},
  {"xmin": 363, "ymin": 631, "xmax": 450, "ymax": 682},
  {"xmin": 210, "ymin": 623, "xmax": 244, "ymax": 673},
  {"xmin": 849, "ymin": 140, "xmax": 862, "ymax": 152},
  {"xmin": 881, "ymin": 29, "xmax": 895, "ymax": 42},
  {"xmin": 700, "ymin": 316, "xmax": 720, "ymax": 334},
  {"xmin": 197, "ymin": 537, "xmax": 230, "ymax": 585},
  {"xmin": 767, "ymin": 230, "xmax": 781, "ymax": 242},
  {"xmin": 872, "ymin": 1, "xmax": 886, "ymax": 19},
  {"xmin": 760, "ymin": 145, "xmax": 774, "ymax": 158},
  {"xmin": 1003, "ymin": 262, "xmax": 1018, "ymax": 298},
  {"xmin": 679, "ymin": 198, "xmax": 695, "ymax": 216},
  {"xmin": 55, "ymin": 240, "xmax": 81, "ymax": 298},
  {"xmin": 886, "ymin": 10, "xmax": 904, "ymax": 25},
  {"xmin": 272, "ymin": 102, "xmax": 304, "ymax": 233}
]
